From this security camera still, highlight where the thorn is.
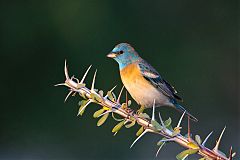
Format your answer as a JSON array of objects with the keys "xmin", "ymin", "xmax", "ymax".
[
  {"xmin": 111, "ymin": 112, "xmax": 124, "ymax": 122},
  {"xmin": 64, "ymin": 60, "xmax": 70, "ymax": 80},
  {"xmin": 54, "ymin": 83, "xmax": 66, "ymax": 87},
  {"xmin": 158, "ymin": 112, "xmax": 165, "ymax": 127},
  {"xmin": 156, "ymin": 142, "xmax": 165, "ymax": 157},
  {"xmin": 130, "ymin": 129, "xmax": 150, "ymax": 148},
  {"xmin": 229, "ymin": 146, "xmax": 233, "ymax": 160},
  {"xmin": 188, "ymin": 116, "xmax": 191, "ymax": 141},
  {"xmin": 77, "ymin": 100, "xmax": 92, "ymax": 116},
  {"xmin": 213, "ymin": 126, "xmax": 226, "ymax": 152},
  {"xmin": 104, "ymin": 85, "xmax": 117, "ymax": 98},
  {"xmin": 80, "ymin": 65, "xmax": 92, "ymax": 84},
  {"xmin": 151, "ymin": 99, "xmax": 156, "ymax": 121},
  {"xmin": 158, "ymin": 138, "xmax": 175, "ymax": 143},
  {"xmin": 97, "ymin": 110, "xmax": 112, "ymax": 118},
  {"xmin": 91, "ymin": 70, "xmax": 97, "ymax": 91},
  {"xmin": 64, "ymin": 90, "xmax": 73, "ymax": 102},
  {"xmin": 202, "ymin": 131, "xmax": 213, "ymax": 146},
  {"xmin": 117, "ymin": 86, "xmax": 124, "ymax": 103},
  {"xmin": 71, "ymin": 75, "xmax": 79, "ymax": 83},
  {"xmin": 177, "ymin": 111, "xmax": 186, "ymax": 128},
  {"xmin": 109, "ymin": 85, "xmax": 117, "ymax": 92}
]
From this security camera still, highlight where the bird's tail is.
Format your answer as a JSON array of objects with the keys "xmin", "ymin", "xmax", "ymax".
[{"xmin": 172, "ymin": 101, "xmax": 198, "ymax": 122}]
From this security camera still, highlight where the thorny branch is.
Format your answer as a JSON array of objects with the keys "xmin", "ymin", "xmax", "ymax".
[{"xmin": 56, "ymin": 61, "xmax": 236, "ymax": 160}]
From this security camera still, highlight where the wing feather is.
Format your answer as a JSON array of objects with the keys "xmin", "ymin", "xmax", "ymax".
[{"xmin": 138, "ymin": 62, "xmax": 182, "ymax": 101}]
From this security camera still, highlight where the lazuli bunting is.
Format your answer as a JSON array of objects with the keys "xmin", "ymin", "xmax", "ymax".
[{"xmin": 107, "ymin": 43, "xmax": 197, "ymax": 121}]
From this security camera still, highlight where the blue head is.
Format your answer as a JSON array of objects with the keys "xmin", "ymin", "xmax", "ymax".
[{"xmin": 107, "ymin": 43, "xmax": 140, "ymax": 70}]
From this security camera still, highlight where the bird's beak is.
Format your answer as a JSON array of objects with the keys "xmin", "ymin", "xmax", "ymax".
[{"xmin": 107, "ymin": 52, "xmax": 117, "ymax": 58}]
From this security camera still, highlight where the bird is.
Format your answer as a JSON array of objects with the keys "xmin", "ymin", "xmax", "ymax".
[{"xmin": 107, "ymin": 43, "xmax": 197, "ymax": 121}]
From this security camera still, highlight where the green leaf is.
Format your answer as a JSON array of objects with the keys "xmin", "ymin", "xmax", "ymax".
[
  {"xmin": 125, "ymin": 120, "xmax": 136, "ymax": 128},
  {"xmin": 198, "ymin": 158, "xmax": 206, "ymax": 160},
  {"xmin": 151, "ymin": 120, "xmax": 163, "ymax": 131},
  {"xmin": 176, "ymin": 149, "xmax": 199, "ymax": 160},
  {"xmin": 139, "ymin": 113, "xmax": 150, "ymax": 119},
  {"xmin": 76, "ymin": 83, "xmax": 86, "ymax": 89},
  {"xmin": 164, "ymin": 117, "xmax": 172, "ymax": 128},
  {"xmin": 136, "ymin": 126, "xmax": 144, "ymax": 136},
  {"xmin": 157, "ymin": 138, "xmax": 167, "ymax": 146},
  {"xmin": 93, "ymin": 108, "xmax": 105, "ymax": 118},
  {"xmin": 107, "ymin": 91, "xmax": 116, "ymax": 101},
  {"xmin": 79, "ymin": 91, "xmax": 87, "ymax": 99},
  {"xmin": 195, "ymin": 135, "xmax": 202, "ymax": 145},
  {"xmin": 78, "ymin": 100, "xmax": 88, "ymax": 116},
  {"xmin": 187, "ymin": 142, "xmax": 199, "ymax": 149},
  {"xmin": 172, "ymin": 127, "xmax": 181, "ymax": 136},
  {"xmin": 90, "ymin": 93, "xmax": 102, "ymax": 102},
  {"xmin": 112, "ymin": 120, "xmax": 125, "ymax": 133},
  {"xmin": 97, "ymin": 113, "xmax": 109, "ymax": 126}
]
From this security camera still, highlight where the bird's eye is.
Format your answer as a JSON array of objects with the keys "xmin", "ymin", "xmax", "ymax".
[{"xmin": 119, "ymin": 50, "xmax": 124, "ymax": 54}]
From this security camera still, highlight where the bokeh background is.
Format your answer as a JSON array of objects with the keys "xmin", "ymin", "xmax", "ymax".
[{"xmin": 0, "ymin": 0, "xmax": 239, "ymax": 159}]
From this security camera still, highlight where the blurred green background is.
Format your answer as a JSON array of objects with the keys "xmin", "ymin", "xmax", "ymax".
[{"xmin": 0, "ymin": 0, "xmax": 239, "ymax": 159}]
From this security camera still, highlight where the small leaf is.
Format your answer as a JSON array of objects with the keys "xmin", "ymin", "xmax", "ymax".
[
  {"xmin": 176, "ymin": 149, "xmax": 199, "ymax": 160},
  {"xmin": 97, "ymin": 112, "xmax": 109, "ymax": 126},
  {"xmin": 136, "ymin": 126, "xmax": 144, "ymax": 136},
  {"xmin": 164, "ymin": 117, "xmax": 172, "ymax": 128},
  {"xmin": 107, "ymin": 91, "xmax": 116, "ymax": 101},
  {"xmin": 151, "ymin": 120, "xmax": 163, "ymax": 131},
  {"xmin": 121, "ymin": 103, "xmax": 127, "ymax": 109},
  {"xmin": 139, "ymin": 113, "xmax": 150, "ymax": 119},
  {"xmin": 90, "ymin": 93, "xmax": 102, "ymax": 102},
  {"xmin": 80, "ymin": 92, "xmax": 87, "ymax": 99},
  {"xmin": 78, "ymin": 100, "xmax": 88, "ymax": 116},
  {"xmin": 76, "ymin": 83, "xmax": 86, "ymax": 89},
  {"xmin": 232, "ymin": 152, "xmax": 236, "ymax": 157},
  {"xmin": 125, "ymin": 120, "xmax": 136, "ymax": 128},
  {"xmin": 128, "ymin": 100, "xmax": 131, "ymax": 106},
  {"xmin": 98, "ymin": 90, "xmax": 104, "ymax": 97},
  {"xmin": 112, "ymin": 120, "xmax": 125, "ymax": 133},
  {"xmin": 157, "ymin": 138, "xmax": 167, "ymax": 146},
  {"xmin": 93, "ymin": 108, "xmax": 105, "ymax": 118},
  {"xmin": 195, "ymin": 135, "xmax": 202, "ymax": 145},
  {"xmin": 187, "ymin": 142, "xmax": 199, "ymax": 149}
]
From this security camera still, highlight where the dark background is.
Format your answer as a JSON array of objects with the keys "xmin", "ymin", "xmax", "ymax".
[{"xmin": 0, "ymin": 0, "xmax": 239, "ymax": 159}]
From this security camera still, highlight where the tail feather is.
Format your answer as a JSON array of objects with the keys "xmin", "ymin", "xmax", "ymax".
[{"xmin": 174, "ymin": 103, "xmax": 198, "ymax": 122}]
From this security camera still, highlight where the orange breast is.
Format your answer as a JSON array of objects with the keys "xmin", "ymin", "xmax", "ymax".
[{"xmin": 120, "ymin": 63, "xmax": 169, "ymax": 107}]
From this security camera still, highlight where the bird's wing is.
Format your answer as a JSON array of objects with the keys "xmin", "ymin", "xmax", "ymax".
[{"xmin": 138, "ymin": 61, "xmax": 182, "ymax": 101}]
